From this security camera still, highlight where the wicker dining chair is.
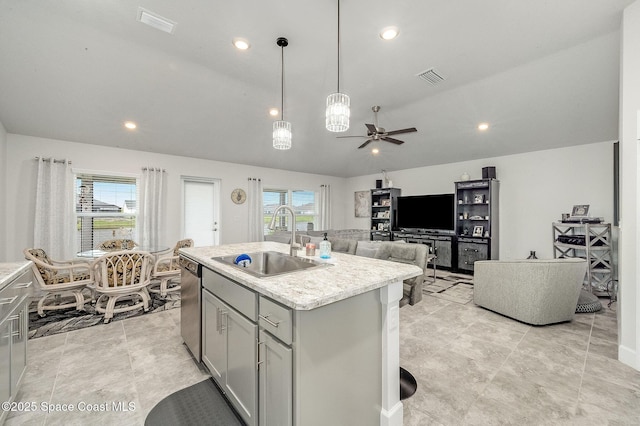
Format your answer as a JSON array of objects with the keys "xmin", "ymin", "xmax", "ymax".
[
  {"xmin": 150, "ymin": 238, "xmax": 194, "ymax": 297},
  {"xmin": 97, "ymin": 239, "xmax": 138, "ymax": 251},
  {"xmin": 92, "ymin": 250, "xmax": 154, "ymax": 323},
  {"xmin": 24, "ymin": 248, "xmax": 94, "ymax": 316}
]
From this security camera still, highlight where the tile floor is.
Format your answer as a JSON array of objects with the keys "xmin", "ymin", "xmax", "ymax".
[
  {"xmin": 5, "ymin": 287, "xmax": 640, "ymax": 425},
  {"xmin": 400, "ymin": 291, "xmax": 640, "ymax": 425}
]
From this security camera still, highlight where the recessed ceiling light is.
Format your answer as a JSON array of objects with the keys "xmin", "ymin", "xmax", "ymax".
[
  {"xmin": 124, "ymin": 121, "xmax": 137, "ymax": 130},
  {"xmin": 269, "ymin": 108, "xmax": 279, "ymax": 117},
  {"xmin": 478, "ymin": 123, "xmax": 489, "ymax": 131},
  {"xmin": 380, "ymin": 26, "xmax": 399, "ymax": 40},
  {"xmin": 233, "ymin": 38, "xmax": 250, "ymax": 50},
  {"xmin": 372, "ymin": 147, "xmax": 380, "ymax": 154},
  {"xmin": 136, "ymin": 7, "xmax": 176, "ymax": 34}
]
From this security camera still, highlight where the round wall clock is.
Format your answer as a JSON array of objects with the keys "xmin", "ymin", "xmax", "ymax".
[{"xmin": 231, "ymin": 188, "xmax": 247, "ymax": 204}]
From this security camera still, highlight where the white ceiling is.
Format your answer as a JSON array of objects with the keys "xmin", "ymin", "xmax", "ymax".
[{"xmin": 0, "ymin": 1, "xmax": 632, "ymax": 177}]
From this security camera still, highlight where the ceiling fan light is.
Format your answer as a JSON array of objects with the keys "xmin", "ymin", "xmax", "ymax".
[
  {"xmin": 326, "ymin": 92, "xmax": 350, "ymax": 132},
  {"xmin": 273, "ymin": 120, "xmax": 292, "ymax": 150}
]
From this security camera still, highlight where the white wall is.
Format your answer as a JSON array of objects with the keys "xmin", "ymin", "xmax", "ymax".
[
  {"xmin": 0, "ymin": 120, "xmax": 6, "ymax": 261},
  {"xmin": 5, "ymin": 134, "xmax": 347, "ymax": 261},
  {"xmin": 618, "ymin": 0, "xmax": 640, "ymax": 370},
  {"xmin": 344, "ymin": 141, "xmax": 615, "ymax": 261}
]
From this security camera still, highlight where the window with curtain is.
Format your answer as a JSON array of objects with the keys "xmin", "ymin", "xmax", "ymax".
[
  {"xmin": 263, "ymin": 189, "xmax": 317, "ymax": 236},
  {"xmin": 75, "ymin": 173, "xmax": 138, "ymax": 252}
]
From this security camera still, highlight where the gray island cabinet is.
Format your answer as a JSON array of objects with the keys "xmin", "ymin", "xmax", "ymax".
[
  {"xmin": 180, "ymin": 242, "xmax": 422, "ymax": 426},
  {"xmin": 0, "ymin": 262, "xmax": 33, "ymax": 425}
]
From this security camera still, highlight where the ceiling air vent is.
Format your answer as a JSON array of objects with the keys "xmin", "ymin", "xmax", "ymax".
[
  {"xmin": 137, "ymin": 7, "xmax": 177, "ymax": 34},
  {"xmin": 416, "ymin": 68, "xmax": 445, "ymax": 85}
]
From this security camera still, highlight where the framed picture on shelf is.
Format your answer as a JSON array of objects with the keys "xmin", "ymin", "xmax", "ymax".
[
  {"xmin": 473, "ymin": 194, "xmax": 485, "ymax": 203},
  {"xmin": 472, "ymin": 225, "xmax": 484, "ymax": 237},
  {"xmin": 571, "ymin": 204, "xmax": 589, "ymax": 217},
  {"xmin": 381, "ymin": 199, "xmax": 391, "ymax": 207}
]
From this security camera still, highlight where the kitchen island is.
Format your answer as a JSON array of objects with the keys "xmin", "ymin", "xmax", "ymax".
[
  {"xmin": 180, "ymin": 241, "xmax": 422, "ymax": 426},
  {"xmin": 0, "ymin": 261, "xmax": 33, "ymax": 425}
]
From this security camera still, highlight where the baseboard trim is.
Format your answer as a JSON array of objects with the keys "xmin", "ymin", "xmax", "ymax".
[{"xmin": 618, "ymin": 344, "xmax": 639, "ymax": 371}]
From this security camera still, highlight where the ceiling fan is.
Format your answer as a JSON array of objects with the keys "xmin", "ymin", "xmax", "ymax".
[{"xmin": 337, "ymin": 105, "xmax": 417, "ymax": 149}]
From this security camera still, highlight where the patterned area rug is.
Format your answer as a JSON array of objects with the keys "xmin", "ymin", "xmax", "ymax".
[
  {"xmin": 28, "ymin": 292, "xmax": 180, "ymax": 339},
  {"xmin": 423, "ymin": 271, "xmax": 474, "ymax": 304}
]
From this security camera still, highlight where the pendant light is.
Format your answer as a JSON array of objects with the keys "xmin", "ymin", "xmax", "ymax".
[
  {"xmin": 325, "ymin": 0, "xmax": 350, "ymax": 132},
  {"xmin": 273, "ymin": 37, "xmax": 292, "ymax": 150}
]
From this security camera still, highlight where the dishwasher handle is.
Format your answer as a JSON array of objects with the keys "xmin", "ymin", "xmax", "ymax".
[{"xmin": 179, "ymin": 257, "xmax": 200, "ymax": 277}]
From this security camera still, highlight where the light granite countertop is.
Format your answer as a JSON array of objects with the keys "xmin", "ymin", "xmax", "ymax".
[
  {"xmin": 0, "ymin": 261, "xmax": 33, "ymax": 292},
  {"xmin": 180, "ymin": 241, "xmax": 422, "ymax": 310}
]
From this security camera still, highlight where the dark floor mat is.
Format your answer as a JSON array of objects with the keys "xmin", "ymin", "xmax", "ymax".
[{"xmin": 145, "ymin": 379, "xmax": 244, "ymax": 426}]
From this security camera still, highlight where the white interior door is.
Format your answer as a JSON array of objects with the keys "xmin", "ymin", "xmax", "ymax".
[{"xmin": 182, "ymin": 177, "xmax": 220, "ymax": 247}]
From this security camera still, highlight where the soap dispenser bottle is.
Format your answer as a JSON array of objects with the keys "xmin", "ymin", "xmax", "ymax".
[{"xmin": 319, "ymin": 233, "xmax": 332, "ymax": 259}]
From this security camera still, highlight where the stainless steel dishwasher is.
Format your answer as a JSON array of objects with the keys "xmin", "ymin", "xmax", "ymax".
[{"xmin": 179, "ymin": 256, "xmax": 201, "ymax": 362}]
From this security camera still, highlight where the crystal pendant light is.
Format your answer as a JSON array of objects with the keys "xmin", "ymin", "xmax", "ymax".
[
  {"xmin": 273, "ymin": 37, "xmax": 292, "ymax": 150},
  {"xmin": 326, "ymin": 0, "xmax": 350, "ymax": 132}
]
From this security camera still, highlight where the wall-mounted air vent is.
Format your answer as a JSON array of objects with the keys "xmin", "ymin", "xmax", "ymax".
[
  {"xmin": 137, "ymin": 7, "xmax": 177, "ymax": 34},
  {"xmin": 416, "ymin": 68, "xmax": 445, "ymax": 85}
]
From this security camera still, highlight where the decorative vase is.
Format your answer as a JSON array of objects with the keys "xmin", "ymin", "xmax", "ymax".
[
  {"xmin": 460, "ymin": 172, "xmax": 470, "ymax": 181},
  {"xmin": 527, "ymin": 251, "xmax": 538, "ymax": 259}
]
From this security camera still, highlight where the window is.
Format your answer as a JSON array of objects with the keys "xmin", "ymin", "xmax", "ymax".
[
  {"xmin": 75, "ymin": 173, "xmax": 137, "ymax": 252},
  {"xmin": 263, "ymin": 189, "xmax": 317, "ymax": 235}
]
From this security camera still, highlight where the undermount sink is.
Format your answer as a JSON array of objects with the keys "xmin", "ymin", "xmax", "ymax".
[{"xmin": 211, "ymin": 251, "xmax": 329, "ymax": 278}]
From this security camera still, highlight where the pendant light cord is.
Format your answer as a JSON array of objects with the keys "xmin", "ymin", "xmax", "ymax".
[
  {"xmin": 281, "ymin": 44, "xmax": 285, "ymax": 121},
  {"xmin": 337, "ymin": 0, "xmax": 341, "ymax": 93}
]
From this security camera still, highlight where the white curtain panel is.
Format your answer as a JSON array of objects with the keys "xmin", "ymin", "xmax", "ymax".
[
  {"xmin": 319, "ymin": 184, "xmax": 331, "ymax": 230},
  {"xmin": 247, "ymin": 178, "xmax": 264, "ymax": 242},
  {"xmin": 139, "ymin": 167, "xmax": 166, "ymax": 248},
  {"xmin": 34, "ymin": 158, "xmax": 75, "ymax": 259}
]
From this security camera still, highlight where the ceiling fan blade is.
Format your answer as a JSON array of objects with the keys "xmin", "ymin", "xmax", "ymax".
[
  {"xmin": 358, "ymin": 139, "xmax": 373, "ymax": 149},
  {"xmin": 336, "ymin": 135, "xmax": 367, "ymax": 138},
  {"xmin": 385, "ymin": 127, "xmax": 417, "ymax": 136},
  {"xmin": 365, "ymin": 123, "xmax": 377, "ymax": 134},
  {"xmin": 381, "ymin": 136, "xmax": 404, "ymax": 145}
]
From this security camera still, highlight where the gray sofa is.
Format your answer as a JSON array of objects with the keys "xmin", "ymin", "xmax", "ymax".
[
  {"xmin": 473, "ymin": 258, "xmax": 588, "ymax": 325},
  {"xmin": 264, "ymin": 229, "xmax": 370, "ymax": 245}
]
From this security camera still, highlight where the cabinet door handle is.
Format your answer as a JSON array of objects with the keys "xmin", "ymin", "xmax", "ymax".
[
  {"xmin": 259, "ymin": 314, "xmax": 280, "ymax": 328},
  {"xmin": 220, "ymin": 310, "xmax": 227, "ymax": 333},
  {"xmin": 256, "ymin": 339, "xmax": 264, "ymax": 370},
  {"xmin": 0, "ymin": 296, "xmax": 17, "ymax": 306},
  {"xmin": 8, "ymin": 314, "xmax": 19, "ymax": 338},
  {"xmin": 13, "ymin": 281, "xmax": 32, "ymax": 289}
]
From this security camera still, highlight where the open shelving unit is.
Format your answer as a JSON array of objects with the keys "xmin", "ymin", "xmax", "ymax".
[
  {"xmin": 370, "ymin": 188, "xmax": 401, "ymax": 241},
  {"xmin": 455, "ymin": 179, "xmax": 499, "ymax": 273},
  {"xmin": 552, "ymin": 222, "xmax": 614, "ymax": 297}
]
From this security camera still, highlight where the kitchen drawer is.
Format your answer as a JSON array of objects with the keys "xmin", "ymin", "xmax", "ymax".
[
  {"xmin": 259, "ymin": 296, "xmax": 292, "ymax": 345},
  {"xmin": 0, "ymin": 270, "xmax": 32, "ymax": 320},
  {"xmin": 202, "ymin": 267, "xmax": 257, "ymax": 321}
]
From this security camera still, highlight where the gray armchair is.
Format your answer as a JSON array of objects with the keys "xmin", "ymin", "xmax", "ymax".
[
  {"xmin": 474, "ymin": 258, "xmax": 587, "ymax": 325},
  {"xmin": 374, "ymin": 242, "xmax": 428, "ymax": 307}
]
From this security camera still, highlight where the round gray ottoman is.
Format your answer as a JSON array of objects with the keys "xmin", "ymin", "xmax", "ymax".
[{"xmin": 576, "ymin": 290, "xmax": 602, "ymax": 313}]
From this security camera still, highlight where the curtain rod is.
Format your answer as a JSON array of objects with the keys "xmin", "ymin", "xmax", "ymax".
[
  {"xmin": 248, "ymin": 177, "xmax": 261, "ymax": 181},
  {"xmin": 142, "ymin": 167, "xmax": 166, "ymax": 172},
  {"xmin": 34, "ymin": 156, "xmax": 71, "ymax": 164}
]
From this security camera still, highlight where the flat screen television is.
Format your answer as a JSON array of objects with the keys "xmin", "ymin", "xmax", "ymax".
[{"xmin": 396, "ymin": 193, "xmax": 455, "ymax": 233}]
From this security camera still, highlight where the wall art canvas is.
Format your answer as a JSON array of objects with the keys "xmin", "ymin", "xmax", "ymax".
[{"xmin": 354, "ymin": 191, "xmax": 371, "ymax": 218}]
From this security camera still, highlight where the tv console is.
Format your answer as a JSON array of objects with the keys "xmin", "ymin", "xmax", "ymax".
[{"xmin": 393, "ymin": 230, "xmax": 455, "ymax": 270}]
